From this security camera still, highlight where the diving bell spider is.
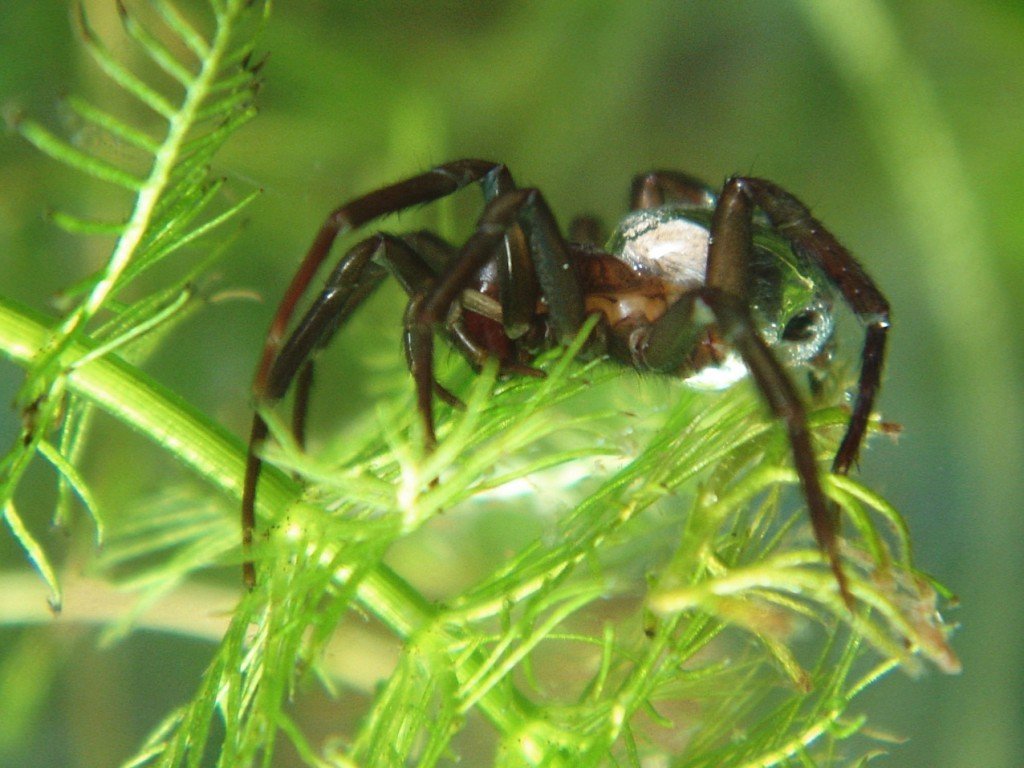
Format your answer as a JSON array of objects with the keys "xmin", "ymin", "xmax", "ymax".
[{"xmin": 242, "ymin": 159, "xmax": 889, "ymax": 604}]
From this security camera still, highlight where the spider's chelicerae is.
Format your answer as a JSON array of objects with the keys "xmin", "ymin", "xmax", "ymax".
[{"xmin": 242, "ymin": 159, "xmax": 889, "ymax": 604}]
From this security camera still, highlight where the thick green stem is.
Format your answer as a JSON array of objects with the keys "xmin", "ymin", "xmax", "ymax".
[{"xmin": 0, "ymin": 295, "xmax": 530, "ymax": 735}]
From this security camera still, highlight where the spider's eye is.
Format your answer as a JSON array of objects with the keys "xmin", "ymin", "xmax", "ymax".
[{"xmin": 782, "ymin": 310, "xmax": 821, "ymax": 342}]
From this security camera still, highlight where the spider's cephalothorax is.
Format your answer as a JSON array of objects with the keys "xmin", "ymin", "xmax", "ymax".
[{"xmin": 242, "ymin": 160, "xmax": 889, "ymax": 605}]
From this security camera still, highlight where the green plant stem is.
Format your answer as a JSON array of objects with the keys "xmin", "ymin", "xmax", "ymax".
[
  {"xmin": 0, "ymin": 295, "xmax": 530, "ymax": 735},
  {"xmin": 0, "ymin": 296, "xmax": 255, "ymax": 506}
]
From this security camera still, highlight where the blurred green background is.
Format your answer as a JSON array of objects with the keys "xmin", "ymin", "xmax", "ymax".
[{"xmin": 1, "ymin": 1, "xmax": 1022, "ymax": 766}]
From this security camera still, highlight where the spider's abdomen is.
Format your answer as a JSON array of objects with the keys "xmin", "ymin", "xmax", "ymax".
[{"xmin": 607, "ymin": 207, "xmax": 712, "ymax": 292}]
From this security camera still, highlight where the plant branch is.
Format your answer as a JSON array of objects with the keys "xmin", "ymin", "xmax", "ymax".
[{"xmin": 0, "ymin": 295, "xmax": 536, "ymax": 735}]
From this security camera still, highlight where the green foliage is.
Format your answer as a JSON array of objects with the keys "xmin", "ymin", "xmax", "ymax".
[
  {"xmin": 1, "ymin": 0, "xmax": 266, "ymax": 607},
  {"xmin": 0, "ymin": 293, "xmax": 958, "ymax": 766},
  {"xmin": 0, "ymin": 2, "xmax": 962, "ymax": 767}
]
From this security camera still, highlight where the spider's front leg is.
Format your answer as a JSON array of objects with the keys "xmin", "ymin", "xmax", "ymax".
[
  {"xmin": 727, "ymin": 177, "xmax": 890, "ymax": 476},
  {"xmin": 252, "ymin": 160, "xmax": 519, "ymax": 403},
  {"xmin": 640, "ymin": 178, "xmax": 852, "ymax": 605},
  {"xmin": 244, "ymin": 160, "xmax": 530, "ymax": 586}
]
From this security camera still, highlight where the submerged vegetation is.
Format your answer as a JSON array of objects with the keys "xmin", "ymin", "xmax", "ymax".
[{"xmin": 0, "ymin": 2, "xmax": 969, "ymax": 766}]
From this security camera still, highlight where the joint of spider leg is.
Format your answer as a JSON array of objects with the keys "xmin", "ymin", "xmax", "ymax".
[
  {"xmin": 432, "ymin": 165, "xmax": 465, "ymax": 187},
  {"xmin": 481, "ymin": 163, "xmax": 513, "ymax": 195},
  {"xmin": 865, "ymin": 312, "xmax": 891, "ymax": 330}
]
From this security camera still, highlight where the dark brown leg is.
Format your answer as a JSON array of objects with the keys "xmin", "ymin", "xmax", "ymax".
[
  {"xmin": 400, "ymin": 230, "xmax": 459, "ymax": 275},
  {"xmin": 630, "ymin": 170, "xmax": 716, "ymax": 210},
  {"xmin": 243, "ymin": 233, "xmax": 443, "ymax": 587},
  {"xmin": 727, "ymin": 177, "xmax": 889, "ymax": 475},
  {"xmin": 252, "ymin": 160, "xmax": 516, "ymax": 402},
  {"xmin": 640, "ymin": 177, "xmax": 852, "ymax": 605},
  {"xmin": 288, "ymin": 261, "xmax": 391, "ymax": 447},
  {"xmin": 643, "ymin": 287, "xmax": 848, "ymax": 604},
  {"xmin": 408, "ymin": 187, "xmax": 588, "ymax": 448},
  {"xmin": 292, "ymin": 361, "xmax": 314, "ymax": 448},
  {"xmin": 245, "ymin": 160, "xmax": 519, "ymax": 587},
  {"xmin": 396, "ymin": 232, "xmax": 508, "ymax": 385}
]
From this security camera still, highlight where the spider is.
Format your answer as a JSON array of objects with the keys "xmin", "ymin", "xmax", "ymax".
[{"xmin": 242, "ymin": 159, "xmax": 889, "ymax": 604}]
